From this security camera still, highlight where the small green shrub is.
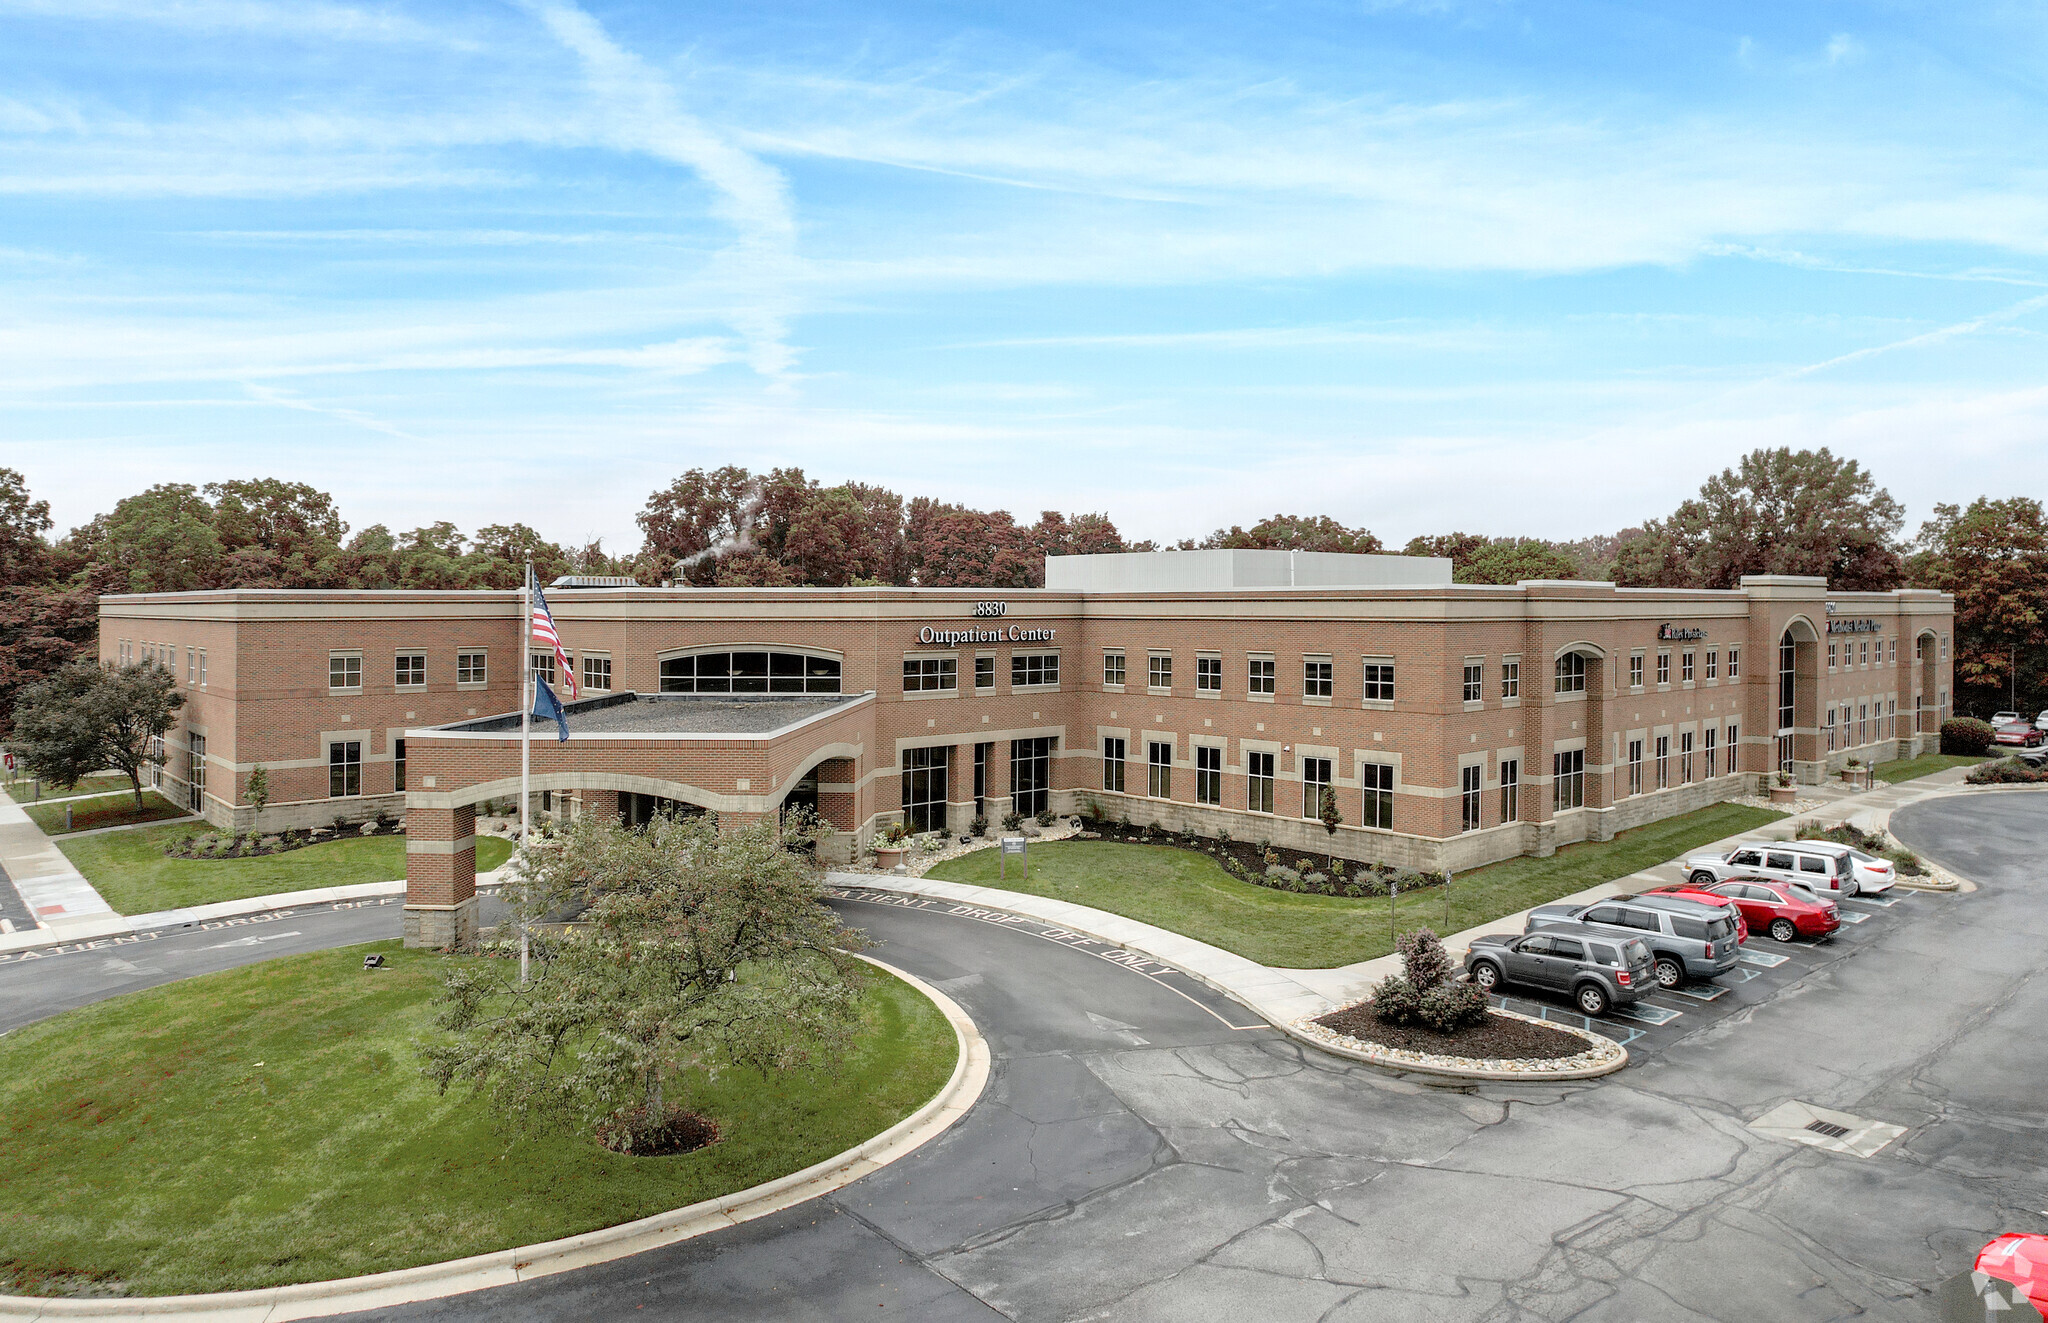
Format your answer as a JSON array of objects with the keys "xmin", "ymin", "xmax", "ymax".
[
  {"xmin": 1395, "ymin": 927, "xmax": 1452, "ymax": 993},
  {"xmin": 1265, "ymin": 864, "xmax": 1302, "ymax": 890},
  {"xmin": 968, "ymin": 814, "xmax": 988, "ymax": 837},
  {"xmin": 1418, "ymin": 980, "xmax": 1489, "ymax": 1033},
  {"xmin": 1036, "ymin": 809, "xmax": 1057, "ymax": 828},
  {"xmin": 1001, "ymin": 811, "xmax": 1024, "ymax": 832},
  {"xmin": 1966, "ymin": 757, "xmax": 2048, "ymax": 785},
  {"xmin": 1941, "ymin": 717, "xmax": 1996, "ymax": 757},
  {"xmin": 1371, "ymin": 973, "xmax": 1422, "ymax": 1025},
  {"xmin": 1303, "ymin": 871, "xmax": 1329, "ymax": 890}
]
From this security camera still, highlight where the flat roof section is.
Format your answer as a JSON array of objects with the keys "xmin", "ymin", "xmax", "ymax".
[
  {"xmin": 440, "ymin": 692, "xmax": 867, "ymax": 738},
  {"xmin": 1046, "ymin": 548, "xmax": 1454, "ymax": 591}
]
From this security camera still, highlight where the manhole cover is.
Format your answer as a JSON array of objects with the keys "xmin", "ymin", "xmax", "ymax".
[{"xmin": 1749, "ymin": 1101, "xmax": 1907, "ymax": 1157}]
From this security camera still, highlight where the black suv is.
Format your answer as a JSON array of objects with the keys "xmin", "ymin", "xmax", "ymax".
[{"xmin": 1464, "ymin": 923, "xmax": 1654, "ymax": 1017}]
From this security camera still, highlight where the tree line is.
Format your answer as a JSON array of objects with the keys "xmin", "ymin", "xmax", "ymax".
[{"xmin": 2, "ymin": 446, "xmax": 2042, "ymax": 730}]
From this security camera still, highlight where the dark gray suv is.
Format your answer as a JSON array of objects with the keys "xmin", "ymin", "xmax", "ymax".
[
  {"xmin": 1464, "ymin": 923, "xmax": 1654, "ymax": 1017},
  {"xmin": 1526, "ymin": 893, "xmax": 1741, "ymax": 988}
]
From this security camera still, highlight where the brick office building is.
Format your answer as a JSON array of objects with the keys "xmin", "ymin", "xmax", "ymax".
[{"xmin": 97, "ymin": 550, "xmax": 1954, "ymax": 948}]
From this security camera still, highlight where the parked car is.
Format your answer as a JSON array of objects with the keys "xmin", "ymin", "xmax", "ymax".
[
  {"xmin": 1684, "ymin": 840, "xmax": 1867, "ymax": 898},
  {"xmin": 1993, "ymin": 720, "xmax": 2045, "ymax": 748},
  {"xmin": 1992, "ymin": 711, "xmax": 2023, "ymax": 727},
  {"xmin": 1690, "ymin": 877, "xmax": 1840, "ymax": 942},
  {"xmin": 1526, "ymin": 894, "xmax": 1740, "ymax": 988},
  {"xmin": 1816, "ymin": 842, "xmax": 1899, "ymax": 894},
  {"xmin": 1970, "ymin": 1232, "xmax": 2048, "ymax": 1313},
  {"xmin": 1464, "ymin": 923, "xmax": 1653, "ymax": 1016},
  {"xmin": 2036, "ymin": 710, "xmax": 2048, "ymax": 733},
  {"xmin": 1640, "ymin": 884, "xmax": 1749, "ymax": 942}
]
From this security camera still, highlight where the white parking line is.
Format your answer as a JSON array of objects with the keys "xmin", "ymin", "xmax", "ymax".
[
  {"xmin": 1838, "ymin": 912, "xmax": 1870, "ymax": 924},
  {"xmin": 1666, "ymin": 984, "xmax": 1728, "ymax": 1002},
  {"xmin": 1740, "ymin": 949, "xmax": 1791, "ymax": 968},
  {"xmin": 1608, "ymin": 1002, "xmax": 1683, "ymax": 1025}
]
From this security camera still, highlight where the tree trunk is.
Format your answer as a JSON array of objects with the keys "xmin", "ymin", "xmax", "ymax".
[{"xmin": 130, "ymin": 769, "xmax": 144, "ymax": 812}]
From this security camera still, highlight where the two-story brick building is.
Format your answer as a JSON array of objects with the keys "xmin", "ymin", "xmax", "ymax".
[{"xmin": 97, "ymin": 549, "xmax": 1954, "ymax": 948}]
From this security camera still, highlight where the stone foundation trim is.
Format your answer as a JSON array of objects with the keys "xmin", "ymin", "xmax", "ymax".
[
  {"xmin": 402, "ymin": 897, "xmax": 477, "ymax": 950},
  {"xmin": 406, "ymin": 835, "xmax": 477, "ymax": 856},
  {"xmin": 0, "ymin": 955, "xmax": 989, "ymax": 1322}
]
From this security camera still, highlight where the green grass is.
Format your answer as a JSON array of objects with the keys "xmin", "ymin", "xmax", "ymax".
[
  {"xmin": 1873, "ymin": 752, "xmax": 1990, "ymax": 784},
  {"xmin": 6, "ymin": 774, "xmax": 136, "ymax": 803},
  {"xmin": 58, "ymin": 824, "xmax": 515, "ymax": 916},
  {"xmin": 25, "ymin": 791, "xmax": 189, "ymax": 836},
  {"xmin": 0, "ymin": 940, "xmax": 955, "ymax": 1297},
  {"xmin": 926, "ymin": 802, "xmax": 1786, "ymax": 968}
]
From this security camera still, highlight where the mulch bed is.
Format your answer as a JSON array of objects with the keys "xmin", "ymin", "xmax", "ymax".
[
  {"xmin": 1315, "ymin": 1003, "xmax": 1591, "ymax": 1061},
  {"xmin": 1077, "ymin": 819, "xmax": 1445, "ymax": 899},
  {"xmin": 162, "ymin": 824, "xmax": 403, "ymax": 860},
  {"xmin": 45, "ymin": 799, "xmax": 190, "ymax": 833}
]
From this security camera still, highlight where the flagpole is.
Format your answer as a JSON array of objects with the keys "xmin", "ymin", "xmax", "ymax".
[{"xmin": 519, "ymin": 560, "xmax": 532, "ymax": 986}]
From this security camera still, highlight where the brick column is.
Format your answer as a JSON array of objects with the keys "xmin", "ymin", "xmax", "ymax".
[
  {"xmin": 814, "ymin": 757, "xmax": 858, "ymax": 832},
  {"xmin": 948, "ymin": 742, "xmax": 978, "ymax": 834},
  {"xmin": 1584, "ymin": 657, "xmax": 1614, "ymax": 841},
  {"xmin": 986, "ymin": 739, "xmax": 1014, "ymax": 829},
  {"xmin": 579, "ymin": 789, "xmax": 620, "ymax": 824},
  {"xmin": 403, "ymin": 803, "xmax": 477, "ymax": 949}
]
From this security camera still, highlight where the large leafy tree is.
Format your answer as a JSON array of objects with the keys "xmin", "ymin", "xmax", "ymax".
[
  {"xmin": 419, "ymin": 811, "xmax": 867, "ymax": 1153},
  {"xmin": 1201, "ymin": 514, "xmax": 1383, "ymax": 555},
  {"xmin": 1611, "ymin": 447, "xmax": 1906, "ymax": 590},
  {"xmin": 0, "ymin": 467, "xmax": 53, "ymax": 587},
  {"xmin": 1911, "ymin": 497, "xmax": 2048, "ymax": 718},
  {"xmin": 10, "ymin": 661, "xmax": 185, "ymax": 807}
]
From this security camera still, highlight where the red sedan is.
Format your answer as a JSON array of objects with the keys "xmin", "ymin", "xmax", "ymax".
[
  {"xmin": 1643, "ymin": 883, "xmax": 1749, "ymax": 943},
  {"xmin": 1696, "ymin": 877, "xmax": 1840, "ymax": 942}
]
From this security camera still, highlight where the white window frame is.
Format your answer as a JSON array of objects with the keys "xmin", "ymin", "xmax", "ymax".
[
  {"xmin": 1147, "ymin": 652, "xmax": 1173, "ymax": 694},
  {"xmin": 1196, "ymin": 652, "xmax": 1223, "ymax": 696},
  {"xmin": 1102, "ymin": 650, "xmax": 1126, "ymax": 690},
  {"xmin": 1247, "ymin": 654, "xmax": 1276, "ymax": 702},
  {"xmin": 395, "ymin": 651, "xmax": 428, "ymax": 689},
  {"xmin": 581, "ymin": 652, "xmax": 613, "ymax": 693},
  {"xmin": 1303, "ymin": 654, "xmax": 1333, "ymax": 705},
  {"xmin": 329, "ymin": 651, "xmax": 363, "ymax": 695},
  {"xmin": 1011, "ymin": 650, "xmax": 1060, "ymax": 690},
  {"xmin": 1361, "ymin": 657, "xmax": 1395, "ymax": 707},
  {"xmin": 457, "ymin": 650, "xmax": 489, "ymax": 688}
]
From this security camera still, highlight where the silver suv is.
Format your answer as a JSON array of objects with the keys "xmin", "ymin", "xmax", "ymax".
[
  {"xmin": 1526, "ymin": 894, "xmax": 1741, "ymax": 988},
  {"xmin": 1685, "ymin": 841, "xmax": 1862, "ymax": 898},
  {"xmin": 1465, "ymin": 923, "xmax": 1653, "ymax": 1017}
]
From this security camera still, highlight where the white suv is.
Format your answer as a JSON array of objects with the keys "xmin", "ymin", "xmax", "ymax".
[{"xmin": 1684, "ymin": 841, "xmax": 1870, "ymax": 898}]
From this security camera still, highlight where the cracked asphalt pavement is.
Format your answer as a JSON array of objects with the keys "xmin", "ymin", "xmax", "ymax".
[{"xmin": 6, "ymin": 791, "xmax": 2041, "ymax": 1320}]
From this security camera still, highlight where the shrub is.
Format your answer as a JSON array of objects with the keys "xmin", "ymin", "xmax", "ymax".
[
  {"xmin": 331, "ymin": 813, "xmax": 352, "ymax": 835},
  {"xmin": 1354, "ymin": 875, "xmax": 1389, "ymax": 897},
  {"xmin": 1966, "ymin": 757, "xmax": 2048, "ymax": 785},
  {"xmin": 1395, "ymin": 927, "xmax": 1453, "ymax": 993},
  {"xmin": 1887, "ymin": 846, "xmax": 1926, "ymax": 876},
  {"xmin": 1036, "ymin": 809, "xmax": 1057, "ymax": 828},
  {"xmin": 1941, "ymin": 717, "xmax": 1996, "ymax": 757},
  {"xmin": 1370, "ymin": 974, "xmax": 1422, "ymax": 1025},
  {"xmin": 1343, "ymin": 882, "xmax": 1364, "ymax": 897},
  {"xmin": 969, "ymin": 814, "xmax": 988, "ymax": 837},
  {"xmin": 1265, "ymin": 864, "xmax": 1303, "ymax": 890},
  {"xmin": 1418, "ymin": 980, "xmax": 1489, "ymax": 1033},
  {"xmin": 1304, "ymin": 871, "xmax": 1329, "ymax": 891},
  {"xmin": 260, "ymin": 835, "xmax": 282, "ymax": 851},
  {"xmin": 1318, "ymin": 786, "xmax": 1343, "ymax": 834},
  {"xmin": 1001, "ymin": 811, "xmax": 1024, "ymax": 832},
  {"xmin": 1217, "ymin": 827, "xmax": 1232, "ymax": 845},
  {"xmin": 877, "ymin": 821, "xmax": 912, "ymax": 846},
  {"xmin": 1330, "ymin": 858, "xmax": 1347, "ymax": 878}
]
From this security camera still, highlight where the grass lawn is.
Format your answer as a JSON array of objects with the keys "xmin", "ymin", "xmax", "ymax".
[
  {"xmin": 925, "ymin": 802, "xmax": 1785, "ymax": 968},
  {"xmin": 25, "ymin": 791, "xmax": 189, "ymax": 836},
  {"xmin": 58, "ymin": 824, "xmax": 515, "ymax": 916},
  {"xmin": 0, "ymin": 940, "xmax": 955, "ymax": 1297},
  {"xmin": 1874, "ymin": 753, "xmax": 1990, "ymax": 784},
  {"xmin": 6, "ymin": 774, "xmax": 136, "ymax": 803}
]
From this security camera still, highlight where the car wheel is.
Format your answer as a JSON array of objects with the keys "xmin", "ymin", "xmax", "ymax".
[
  {"xmin": 1576, "ymin": 983, "xmax": 1611, "ymax": 1016},
  {"xmin": 1654, "ymin": 956, "xmax": 1684, "ymax": 989},
  {"xmin": 1470, "ymin": 960, "xmax": 1501, "ymax": 993},
  {"xmin": 1770, "ymin": 918, "xmax": 1797, "ymax": 943},
  {"xmin": 1689, "ymin": 869, "xmax": 1717, "ymax": 887}
]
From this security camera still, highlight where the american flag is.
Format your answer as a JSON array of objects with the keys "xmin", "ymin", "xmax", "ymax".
[{"xmin": 530, "ymin": 582, "xmax": 579, "ymax": 700}]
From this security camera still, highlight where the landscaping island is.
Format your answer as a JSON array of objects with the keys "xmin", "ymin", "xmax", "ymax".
[
  {"xmin": 24, "ymin": 790, "xmax": 187, "ymax": 836},
  {"xmin": 925, "ymin": 802, "xmax": 1783, "ymax": 968},
  {"xmin": 56, "ymin": 823, "xmax": 514, "ymax": 915},
  {"xmin": 0, "ymin": 940, "xmax": 957, "ymax": 1298}
]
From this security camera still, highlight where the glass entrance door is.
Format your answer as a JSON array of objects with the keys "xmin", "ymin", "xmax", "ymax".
[{"xmin": 902, "ymin": 747, "xmax": 950, "ymax": 833}]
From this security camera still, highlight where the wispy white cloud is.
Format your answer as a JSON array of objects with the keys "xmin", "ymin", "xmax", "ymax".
[{"xmin": 0, "ymin": 0, "xmax": 457, "ymax": 44}]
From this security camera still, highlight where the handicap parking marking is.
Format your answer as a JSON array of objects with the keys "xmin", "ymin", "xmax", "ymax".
[
  {"xmin": 1837, "ymin": 911, "xmax": 1870, "ymax": 924},
  {"xmin": 1488, "ymin": 994, "xmax": 1649, "ymax": 1047},
  {"xmin": 1739, "ymin": 949, "xmax": 1792, "ymax": 967},
  {"xmin": 1846, "ymin": 893, "xmax": 1904, "ymax": 908},
  {"xmin": 1665, "ymin": 983, "xmax": 1729, "ymax": 1002},
  {"xmin": 1607, "ymin": 1001, "xmax": 1683, "ymax": 1026}
]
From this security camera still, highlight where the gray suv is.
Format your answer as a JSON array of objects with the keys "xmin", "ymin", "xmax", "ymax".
[
  {"xmin": 1465, "ymin": 923, "xmax": 1653, "ymax": 1017},
  {"xmin": 1526, "ymin": 893, "xmax": 1741, "ymax": 988}
]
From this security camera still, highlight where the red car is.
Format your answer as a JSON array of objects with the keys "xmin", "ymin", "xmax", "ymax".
[
  {"xmin": 1975, "ymin": 1233, "xmax": 2048, "ymax": 1311},
  {"xmin": 1691, "ymin": 876, "xmax": 1840, "ymax": 942},
  {"xmin": 1994, "ymin": 721, "xmax": 2045, "ymax": 748},
  {"xmin": 1643, "ymin": 883, "xmax": 1749, "ymax": 943}
]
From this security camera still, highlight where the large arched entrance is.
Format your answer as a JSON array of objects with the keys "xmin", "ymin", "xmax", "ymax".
[{"xmin": 1777, "ymin": 618, "xmax": 1822, "ymax": 779}]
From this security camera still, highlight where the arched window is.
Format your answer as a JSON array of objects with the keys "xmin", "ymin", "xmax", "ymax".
[
  {"xmin": 1777, "ymin": 630, "xmax": 1797, "ymax": 773},
  {"xmin": 659, "ymin": 650, "xmax": 841, "ymax": 694}
]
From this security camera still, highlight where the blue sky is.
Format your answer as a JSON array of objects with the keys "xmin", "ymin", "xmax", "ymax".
[{"xmin": 1, "ymin": 0, "xmax": 2043, "ymax": 553}]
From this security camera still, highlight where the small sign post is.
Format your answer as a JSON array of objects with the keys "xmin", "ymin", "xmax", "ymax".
[{"xmin": 1000, "ymin": 835, "xmax": 1027, "ymax": 884}]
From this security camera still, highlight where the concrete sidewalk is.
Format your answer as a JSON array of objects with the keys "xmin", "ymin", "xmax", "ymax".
[
  {"xmin": 0, "ymin": 790, "xmax": 117, "ymax": 944},
  {"xmin": 840, "ymin": 770, "xmax": 1984, "ymax": 1023}
]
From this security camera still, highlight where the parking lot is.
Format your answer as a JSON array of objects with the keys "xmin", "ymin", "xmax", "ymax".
[{"xmin": 1483, "ymin": 884, "xmax": 1930, "ymax": 1059}]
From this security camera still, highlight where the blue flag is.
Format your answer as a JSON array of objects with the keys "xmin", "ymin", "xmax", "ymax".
[{"xmin": 531, "ymin": 675, "xmax": 570, "ymax": 742}]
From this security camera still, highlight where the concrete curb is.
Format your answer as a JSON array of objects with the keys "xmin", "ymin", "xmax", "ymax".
[
  {"xmin": 1292, "ymin": 1006, "xmax": 1629, "ymax": 1083},
  {"xmin": 0, "ymin": 954, "xmax": 989, "ymax": 1321},
  {"xmin": 828, "ymin": 873, "xmax": 1630, "ymax": 1083}
]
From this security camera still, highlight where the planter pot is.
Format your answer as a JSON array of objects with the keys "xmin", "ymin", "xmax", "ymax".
[
  {"xmin": 873, "ymin": 846, "xmax": 908, "ymax": 872},
  {"xmin": 1769, "ymin": 785, "xmax": 1797, "ymax": 804}
]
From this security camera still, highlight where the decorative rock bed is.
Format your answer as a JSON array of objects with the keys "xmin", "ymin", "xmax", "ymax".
[{"xmin": 1294, "ymin": 1004, "xmax": 1628, "ymax": 1081}]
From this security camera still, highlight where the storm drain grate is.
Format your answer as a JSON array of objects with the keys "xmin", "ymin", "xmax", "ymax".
[
  {"xmin": 1749, "ymin": 1101, "xmax": 1907, "ymax": 1158},
  {"xmin": 1805, "ymin": 1120, "xmax": 1851, "ymax": 1139}
]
